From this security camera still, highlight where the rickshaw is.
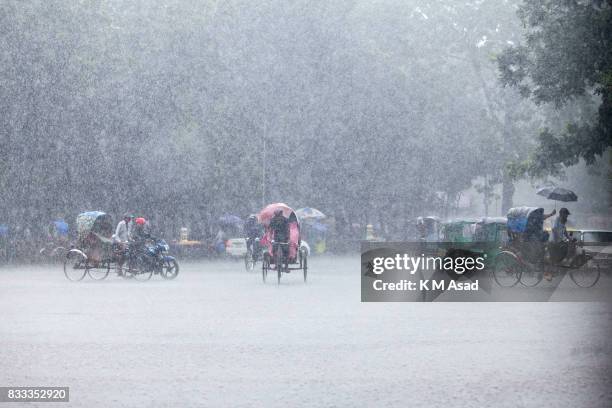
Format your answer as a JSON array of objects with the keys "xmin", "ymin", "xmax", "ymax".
[
  {"xmin": 441, "ymin": 218, "xmax": 478, "ymax": 243},
  {"xmin": 64, "ymin": 211, "xmax": 115, "ymax": 281},
  {"xmin": 471, "ymin": 217, "xmax": 508, "ymax": 259},
  {"xmin": 64, "ymin": 212, "xmax": 179, "ymax": 281},
  {"xmin": 473, "ymin": 217, "xmax": 508, "ymax": 244},
  {"xmin": 258, "ymin": 203, "xmax": 308, "ymax": 284},
  {"xmin": 492, "ymin": 207, "xmax": 596, "ymax": 287}
]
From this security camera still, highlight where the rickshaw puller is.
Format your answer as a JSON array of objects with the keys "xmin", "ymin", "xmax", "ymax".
[
  {"xmin": 114, "ymin": 212, "xmax": 133, "ymax": 276},
  {"xmin": 269, "ymin": 210, "xmax": 289, "ymax": 267}
]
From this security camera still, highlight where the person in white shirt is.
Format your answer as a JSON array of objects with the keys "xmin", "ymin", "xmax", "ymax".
[{"xmin": 114, "ymin": 213, "xmax": 133, "ymax": 275}]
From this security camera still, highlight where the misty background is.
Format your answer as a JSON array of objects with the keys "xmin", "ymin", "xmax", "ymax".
[{"xmin": 1, "ymin": 0, "xmax": 610, "ymax": 243}]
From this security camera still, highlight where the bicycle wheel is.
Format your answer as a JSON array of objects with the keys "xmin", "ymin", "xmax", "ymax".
[
  {"xmin": 161, "ymin": 258, "xmax": 179, "ymax": 280},
  {"xmin": 492, "ymin": 251, "xmax": 521, "ymax": 287},
  {"xmin": 64, "ymin": 251, "xmax": 87, "ymax": 281},
  {"xmin": 88, "ymin": 260, "xmax": 111, "ymax": 280},
  {"xmin": 570, "ymin": 264, "xmax": 600, "ymax": 288},
  {"xmin": 245, "ymin": 249, "xmax": 254, "ymax": 271}
]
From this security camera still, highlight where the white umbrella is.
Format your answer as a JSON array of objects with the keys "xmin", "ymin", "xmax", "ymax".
[{"xmin": 295, "ymin": 207, "xmax": 326, "ymax": 220}]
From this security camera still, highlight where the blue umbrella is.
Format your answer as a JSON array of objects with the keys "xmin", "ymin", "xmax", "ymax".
[
  {"xmin": 218, "ymin": 214, "xmax": 243, "ymax": 226},
  {"xmin": 53, "ymin": 219, "xmax": 69, "ymax": 235}
]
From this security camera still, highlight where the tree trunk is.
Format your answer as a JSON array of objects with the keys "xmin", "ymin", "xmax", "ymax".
[{"xmin": 501, "ymin": 170, "xmax": 515, "ymax": 215}]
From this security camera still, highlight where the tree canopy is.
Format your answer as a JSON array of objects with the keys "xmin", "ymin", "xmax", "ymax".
[
  {"xmin": 498, "ymin": 0, "xmax": 612, "ymax": 176},
  {"xmin": 0, "ymin": 0, "xmax": 579, "ymax": 239}
]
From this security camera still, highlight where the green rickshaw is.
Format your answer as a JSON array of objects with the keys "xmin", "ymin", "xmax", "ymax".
[
  {"xmin": 473, "ymin": 217, "xmax": 508, "ymax": 245},
  {"xmin": 441, "ymin": 218, "xmax": 478, "ymax": 243},
  {"xmin": 471, "ymin": 217, "xmax": 508, "ymax": 260}
]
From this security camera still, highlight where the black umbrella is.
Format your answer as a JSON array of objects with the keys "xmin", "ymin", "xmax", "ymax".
[{"xmin": 536, "ymin": 186, "xmax": 578, "ymax": 202}]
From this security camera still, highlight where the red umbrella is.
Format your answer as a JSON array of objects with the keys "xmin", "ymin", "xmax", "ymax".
[{"xmin": 258, "ymin": 203, "xmax": 294, "ymax": 226}]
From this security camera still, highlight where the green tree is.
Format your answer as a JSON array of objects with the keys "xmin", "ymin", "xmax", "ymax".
[{"xmin": 498, "ymin": 0, "xmax": 612, "ymax": 177}]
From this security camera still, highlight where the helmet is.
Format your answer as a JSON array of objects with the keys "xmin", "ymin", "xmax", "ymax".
[{"xmin": 135, "ymin": 217, "xmax": 146, "ymax": 226}]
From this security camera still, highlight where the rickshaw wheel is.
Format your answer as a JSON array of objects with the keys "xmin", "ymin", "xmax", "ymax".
[
  {"xmin": 161, "ymin": 259, "xmax": 179, "ymax": 280},
  {"xmin": 275, "ymin": 250, "xmax": 282, "ymax": 285},
  {"xmin": 519, "ymin": 264, "xmax": 543, "ymax": 287},
  {"xmin": 301, "ymin": 251, "xmax": 308, "ymax": 283},
  {"xmin": 64, "ymin": 251, "xmax": 87, "ymax": 282},
  {"xmin": 126, "ymin": 259, "xmax": 153, "ymax": 281},
  {"xmin": 262, "ymin": 254, "xmax": 269, "ymax": 283},
  {"xmin": 88, "ymin": 260, "xmax": 111, "ymax": 280},
  {"xmin": 569, "ymin": 263, "xmax": 600, "ymax": 288},
  {"xmin": 492, "ymin": 251, "xmax": 521, "ymax": 287}
]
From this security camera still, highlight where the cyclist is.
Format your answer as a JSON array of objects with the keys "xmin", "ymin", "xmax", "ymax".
[{"xmin": 245, "ymin": 214, "xmax": 262, "ymax": 260}]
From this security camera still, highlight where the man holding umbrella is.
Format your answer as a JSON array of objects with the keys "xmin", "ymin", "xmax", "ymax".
[
  {"xmin": 536, "ymin": 185, "xmax": 578, "ymax": 245},
  {"xmin": 552, "ymin": 208, "xmax": 572, "ymax": 244}
]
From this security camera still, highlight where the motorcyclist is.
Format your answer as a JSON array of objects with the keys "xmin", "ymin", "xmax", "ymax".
[
  {"xmin": 129, "ymin": 217, "xmax": 151, "ymax": 267},
  {"xmin": 131, "ymin": 217, "xmax": 150, "ymax": 243}
]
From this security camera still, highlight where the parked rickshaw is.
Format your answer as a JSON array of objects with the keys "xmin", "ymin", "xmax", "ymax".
[
  {"xmin": 64, "ymin": 211, "xmax": 115, "ymax": 281},
  {"xmin": 258, "ymin": 203, "xmax": 308, "ymax": 284},
  {"xmin": 492, "ymin": 207, "xmax": 597, "ymax": 287},
  {"xmin": 473, "ymin": 217, "xmax": 508, "ymax": 244},
  {"xmin": 441, "ymin": 218, "xmax": 478, "ymax": 243},
  {"xmin": 471, "ymin": 217, "xmax": 507, "ymax": 259}
]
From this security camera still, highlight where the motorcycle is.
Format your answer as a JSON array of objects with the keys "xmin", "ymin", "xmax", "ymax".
[{"xmin": 126, "ymin": 238, "xmax": 179, "ymax": 281}]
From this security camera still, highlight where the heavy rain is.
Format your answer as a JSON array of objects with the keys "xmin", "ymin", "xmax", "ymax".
[{"xmin": 1, "ymin": 1, "xmax": 611, "ymax": 407}]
